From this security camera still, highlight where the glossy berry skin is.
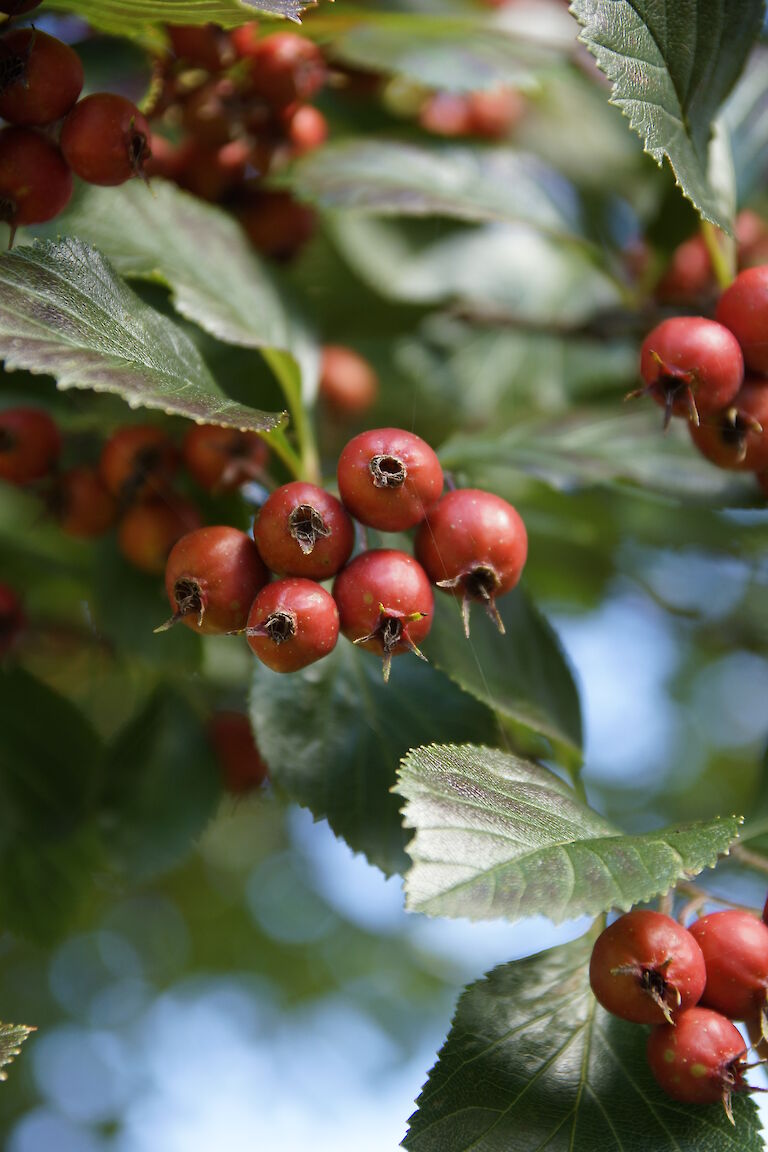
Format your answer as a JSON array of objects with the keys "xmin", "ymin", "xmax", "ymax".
[
  {"xmin": 54, "ymin": 467, "xmax": 117, "ymax": 537},
  {"xmin": 100, "ymin": 425, "xmax": 178, "ymax": 504},
  {"xmin": 638, "ymin": 317, "xmax": 744, "ymax": 425},
  {"xmin": 239, "ymin": 33, "xmax": 326, "ymax": 108},
  {"xmin": 0, "ymin": 127, "xmax": 72, "ymax": 231},
  {"xmin": 61, "ymin": 94, "xmax": 151, "ymax": 186},
  {"xmin": 689, "ymin": 911, "xmax": 768, "ymax": 1021},
  {"xmin": 182, "ymin": 424, "xmax": 267, "ymax": 492},
  {"xmin": 647, "ymin": 1008, "xmax": 747, "ymax": 1107},
  {"xmin": 688, "ymin": 379, "xmax": 768, "ymax": 472},
  {"xmin": 245, "ymin": 577, "xmax": 339, "ymax": 673},
  {"xmin": 415, "ymin": 488, "xmax": 527, "ymax": 636},
  {"xmin": 589, "ymin": 910, "xmax": 706, "ymax": 1025},
  {"xmin": 162, "ymin": 525, "xmax": 269, "ymax": 635},
  {"xmin": 716, "ymin": 266, "xmax": 768, "ymax": 374},
  {"xmin": 208, "ymin": 710, "xmax": 268, "ymax": 794},
  {"xmin": 333, "ymin": 549, "xmax": 434, "ymax": 681},
  {"xmin": 118, "ymin": 497, "xmax": 202, "ymax": 575},
  {"xmin": 319, "ymin": 345, "xmax": 378, "ymax": 416},
  {"xmin": 337, "ymin": 428, "xmax": 443, "ymax": 532},
  {"xmin": 254, "ymin": 481, "xmax": 354, "ymax": 580},
  {"xmin": 0, "ymin": 31, "xmax": 83, "ymax": 127},
  {"xmin": 0, "ymin": 582, "xmax": 24, "ymax": 658},
  {"xmin": 0, "ymin": 407, "xmax": 61, "ymax": 484}
]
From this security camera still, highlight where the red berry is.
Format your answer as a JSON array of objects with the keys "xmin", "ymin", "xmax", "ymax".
[
  {"xmin": 419, "ymin": 92, "xmax": 473, "ymax": 137},
  {"xmin": 99, "ymin": 425, "xmax": 178, "ymax": 504},
  {"xmin": 160, "ymin": 525, "xmax": 269, "ymax": 635},
  {"xmin": 182, "ymin": 424, "xmax": 268, "ymax": 492},
  {"xmin": 245, "ymin": 576, "xmax": 339, "ymax": 673},
  {"xmin": 589, "ymin": 909, "xmax": 706, "ymax": 1025},
  {"xmin": 319, "ymin": 345, "xmax": 378, "ymax": 416},
  {"xmin": 735, "ymin": 209, "xmax": 767, "ymax": 254},
  {"xmin": 337, "ymin": 428, "xmax": 443, "ymax": 532},
  {"xmin": 647, "ymin": 1007, "xmax": 749, "ymax": 1115},
  {"xmin": 0, "ymin": 0, "xmax": 42, "ymax": 12},
  {"xmin": 118, "ymin": 496, "xmax": 202, "ymax": 575},
  {"xmin": 238, "ymin": 33, "xmax": 326, "ymax": 108},
  {"xmin": 0, "ymin": 127, "xmax": 72, "ymax": 237},
  {"xmin": 229, "ymin": 22, "xmax": 260, "ymax": 58},
  {"xmin": 208, "ymin": 710, "xmax": 268, "ymax": 794},
  {"xmin": 235, "ymin": 190, "xmax": 315, "ymax": 260},
  {"xmin": 283, "ymin": 103, "xmax": 328, "ymax": 155},
  {"xmin": 656, "ymin": 234, "xmax": 714, "ymax": 304},
  {"xmin": 467, "ymin": 89, "xmax": 524, "ymax": 138},
  {"xmin": 0, "ymin": 30, "xmax": 83, "ymax": 127},
  {"xmin": 415, "ymin": 488, "xmax": 527, "ymax": 636},
  {"xmin": 61, "ymin": 93, "xmax": 151, "ymax": 186},
  {"xmin": 0, "ymin": 406, "xmax": 61, "ymax": 484},
  {"xmin": 332, "ymin": 549, "xmax": 433, "ymax": 681},
  {"xmin": 636, "ymin": 317, "xmax": 744, "ymax": 426},
  {"xmin": 253, "ymin": 481, "xmax": 354, "ymax": 580},
  {"xmin": 688, "ymin": 379, "xmax": 768, "ymax": 471},
  {"xmin": 0, "ymin": 582, "xmax": 24, "ymax": 658},
  {"xmin": 167, "ymin": 24, "xmax": 232, "ymax": 71},
  {"xmin": 52, "ymin": 466, "xmax": 117, "ymax": 538},
  {"xmin": 689, "ymin": 911, "xmax": 768, "ymax": 1024},
  {"xmin": 181, "ymin": 78, "xmax": 241, "ymax": 147},
  {"xmin": 716, "ymin": 266, "xmax": 768, "ymax": 375},
  {"xmin": 177, "ymin": 137, "xmax": 270, "ymax": 202}
]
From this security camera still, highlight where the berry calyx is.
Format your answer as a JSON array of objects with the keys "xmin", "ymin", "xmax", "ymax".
[
  {"xmin": 634, "ymin": 317, "xmax": 745, "ymax": 427},
  {"xmin": 688, "ymin": 380, "xmax": 768, "ymax": 471},
  {"xmin": 589, "ymin": 909, "xmax": 706, "ymax": 1025},
  {"xmin": 715, "ymin": 266, "xmax": 768, "ymax": 375},
  {"xmin": 99, "ymin": 425, "xmax": 178, "ymax": 505},
  {"xmin": 690, "ymin": 911, "xmax": 768, "ymax": 1035},
  {"xmin": 51, "ymin": 467, "xmax": 117, "ymax": 537},
  {"xmin": 415, "ymin": 488, "xmax": 527, "ymax": 636},
  {"xmin": 117, "ymin": 496, "xmax": 202, "ymax": 574},
  {"xmin": 159, "ymin": 525, "xmax": 269, "ymax": 634},
  {"xmin": 0, "ymin": 30, "xmax": 84, "ymax": 127},
  {"xmin": 333, "ymin": 549, "xmax": 433, "ymax": 682},
  {"xmin": 253, "ymin": 481, "xmax": 355, "ymax": 580},
  {"xmin": 319, "ymin": 345, "xmax": 378, "ymax": 416},
  {"xmin": 61, "ymin": 93, "xmax": 151, "ymax": 186},
  {"xmin": 182, "ymin": 423, "xmax": 267, "ymax": 492},
  {"xmin": 0, "ymin": 406, "xmax": 61, "ymax": 485},
  {"xmin": 237, "ymin": 33, "xmax": 326, "ymax": 109},
  {"xmin": 337, "ymin": 428, "xmax": 443, "ymax": 532},
  {"xmin": 646, "ymin": 1007, "xmax": 750, "ymax": 1120},
  {"xmin": 0, "ymin": 127, "xmax": 72, "ymax": 242},
  {"xmin": 244, "ymin": 576, "xmax": 339, "ymax": 673},
  {"xmin": 208, "ymin": 710, "xmax": 268, "ymax": 794},
  {"xmin": 0, "ymin": 582, "xmax": 24, "ymax": 658}
]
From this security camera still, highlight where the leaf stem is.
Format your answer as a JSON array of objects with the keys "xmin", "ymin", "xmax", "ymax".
[
  {"xmin": 261, "ymin": 427, "xmax": 303, "ymax": 480},
  {"xmin": 701, "ymin": 221, "xmax": 735, "ymax": 291},
  {"xmin": 263, "ymin": 349, "xmax": 321, "ymax": 485}
]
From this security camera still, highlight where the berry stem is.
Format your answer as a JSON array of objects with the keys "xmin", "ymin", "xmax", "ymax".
[
  {"xmin": 731, "ymin": 844, "xmax": 768, "ymax": 876},
  {"xmin": 701, "ymin": 221, "xmax": 735, "ymax": 291},
  {"xmin": 263, "ymin": 348, "xmax": 321, "ymax": 485},
  {"xmin": 260, "ymin": 426, "xmax": 303, "ymax": 481},
  {"xmin": 675, "ymin": 877, "xmax": 761, "ymax": 913}
]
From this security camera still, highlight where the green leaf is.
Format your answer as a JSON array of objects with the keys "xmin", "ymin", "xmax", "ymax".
[
  {"xmin": 43, "ymin": 181, "xmax": 318, "ymax": 406},
  {"xmin": 0, "ymin": 1022, "xmax": 35, "ymax": 1083},
  {"xmin": 0, "ymin": 239, "xmax": 284, "ymax": 431},
  {"xmin": 397, "ymin": 744, "xmax": 741, "ymax": 921},
  {"xmin": 291, "ymin": 141, "xmax": 583, "ymax": 235},
  {"xmin": 46, "ymin": 0, "xmax": 308, "ymax": 46},
  {"xmin": 570, "ymin": 0, "xmax": 764, "ymax": 231},
  {"xmin": 424, "ymin": 592, "xmax": 583, "ymax": 771},
  {"xmin": 403, "ymin": 936, "xmax": 762, "ymax": 1151},
  {"xmin": 249, "ymin": 637, "xmax": 497, "ymax": 875}
]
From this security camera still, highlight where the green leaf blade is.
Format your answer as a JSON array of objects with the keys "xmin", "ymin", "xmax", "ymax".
[{"xmin": 0, "ymin": 1022, "xmax": 35, "ymax": 1083}]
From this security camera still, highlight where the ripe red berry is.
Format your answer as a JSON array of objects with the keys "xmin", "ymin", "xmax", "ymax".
[
  {"xmin": 236, "ymin": 190, "xmax": 315, "ymax": 261},
  {"xmin": 337, "ymin": 428, "xmax": 443, "ymax": 532},
  {"xmin": 99, "ymin": 425, "xmax": 178, "ymax": 504},
  {"xmin": 689, "ymin": 911, "xmax": 768, "ymax": 1026},
  {"xmin": 419, "ymin": 92, "xmax": 474, "ymax": 137},
  {"xmin": 635, "ymin": 317, "xmax": 744, "ymax": 426},
  {"xmin": 319, "ymin": 345, "xmax": 378, "ymax": 416},
  {"xmin": 0, "ymin": 30, "xmax": 83, "ymax": 127},
  {"xmin": 688, "ymin": 379, "xmax": 768, "ymax": 471},
  {"xmin": 467, "ymin": 89, "xmax": 525, "ymax": 138},
  {"xmin": 415, "ymin": 488, "xmax": 527, "ymax": 636},
  {"xmin": 0, "ymin": 582, "xmax": 24, "ymax": 658},
  {"xmin": 61, "ymin": 93, "xmax": 151, "ymax": 186},
  {"xmin": 333, "ymin": 549, "xmax": 433, "ymax": 681},
  {"xmin": 253, "ymin": 481, "xmax": 354, "ymax": 580},
  {"xmin": 656, "ymin": 234, "xmax": 714, "ymax": 304},
  {"xmin": 52, "ymin": 467, "xmax": 117, "ymax": 537},
  {"xmin": 238, "ymin": 33, "xmax": 326, "ymax": 108},
  {"xmin": 160, "ymin": 525, "xmax": 269, "ymax": 634},
  {"xmin": 208, "ymin": 710, "xmax": 268, "ymax": 794},
  {"xmin": 182, "ymin": 424, "xmax": 268, "ymax": 492},
  {"xmin": 167, "ymin": 24, "xmax": 232, "ymax": 71},
  {"xmin": 245, "ymin": 576, "xmax": 339, "ymax": 673},
  {"xmin": 229, "ymin": 22, "xmax": 260, "ymax": 59},
  {"xmin": 0, "ymin": 127, "xmax": 72, "ymax": 239},
  {"xmin": 283, "ymin": 103, "xmax": 328, "ymax": 155},
  {"xmin": 117, "ymin": 496, "xmax": 202, "ymax": 575},
  {"xmin": 589, "ymin": 910, "xmax": 706, "ymax": 1025},
  {"xmin": 716, "ymin": 266, "xmax": 768, "ymax": 375},
  {"xmin": 0, "ymin": 406, "xmax": 61, "ymax": 485},
  {"xmin": 647, "ymin": 1007, "xmax": 749, "ymax": 1116}
]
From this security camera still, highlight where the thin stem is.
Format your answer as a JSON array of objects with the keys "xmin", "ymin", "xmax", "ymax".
[
  {"xmin": 260, "ymin": 427, "xmax": 302, "ymax": 480},
  {"xmin": 675, "ymin": 879, "xmax": 760, "ymax": 914},
  {"xmin": 701, "ymin": 221, "xmax": 735, "ymax": 291},
  {"xmin": 263, "ymin": 349, "xmax": 321, "ymax": 485},
  {"xmin": 732, "ymin": 844, "xmax": 768, "ymax": 877}
]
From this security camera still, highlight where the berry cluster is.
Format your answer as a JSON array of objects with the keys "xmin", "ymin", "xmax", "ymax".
[
  {"xmin": 147, "ymin": 22, "xmax": 326, "ymax": 261},
  {"xmin": 159, "ymin": 426, "xmax": 528, "ymax": 681},
  {"xmin": 0, "ymin": 1, "xmax": 152, "ymax": 243},
  {"xmin": 590, "ymin": 907, "xmax": 768, "ymax": 1119},
  {"xmin": 634, "ymin": 262, "xmax": 768, "ymax": 496}
]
